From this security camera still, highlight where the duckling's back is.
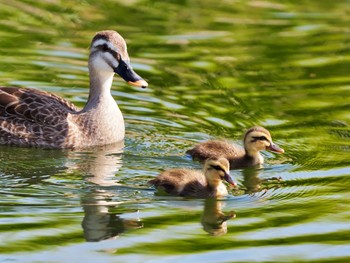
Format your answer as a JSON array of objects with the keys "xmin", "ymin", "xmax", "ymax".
[
  {"xmin": 149, "ymin": 168, "xmax": 209, "ymax": 197},
  {"xmin": 186, "ymin": 140, "xmax": 244, "ymax": 162}
]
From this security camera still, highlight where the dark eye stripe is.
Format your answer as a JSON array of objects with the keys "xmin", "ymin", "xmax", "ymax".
[
  {"xmin": 210, "ymin": 164, "xmax": 225, "ymax": 173},
  {"xmin": 96, "ymin": 44, "xmax": 120, "ymax": 60},
  {"xmin": 252, "ymin": 136, "xmax": 268, "ymax": 141}
]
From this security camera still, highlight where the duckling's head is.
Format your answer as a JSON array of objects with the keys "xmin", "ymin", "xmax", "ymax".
[
  {"xmin": 243, "ymin": 126, "xmax": 284, "ymax": 157},
  {"xmin": 89, "ymin": 30, "xmax": 148, "ymax": 88},
  {"xmin": 204, "ymin": 157, "xmax": 236, "ymax": 188}
]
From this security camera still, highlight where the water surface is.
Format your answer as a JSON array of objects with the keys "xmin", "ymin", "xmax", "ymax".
[{"xmin": 0, "ymin": 0, "xmax": 349, "ymax": 262}]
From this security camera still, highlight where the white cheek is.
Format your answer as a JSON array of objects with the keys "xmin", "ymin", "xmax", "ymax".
[
  {"xmin": 92, "ymin": 53, "xmax": 118, "ymax": 72},
  {"xmin": 93, "ymin": 39, "xmax": 118, "ymax": 53},
  {"xmin": 104, "ymin": 52, "xmax": 119, "ymax": 69}
]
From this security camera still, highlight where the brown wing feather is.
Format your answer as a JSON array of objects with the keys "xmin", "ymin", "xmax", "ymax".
[
  {"xmin": 0, "ymin": 86, "xmax": 80, "ymax": 147},
  {"xmin": 0, "ymin": 87, "xmax": 79, "ymax": 124}
]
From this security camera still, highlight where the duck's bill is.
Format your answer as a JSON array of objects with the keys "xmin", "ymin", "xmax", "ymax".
[
  {"xmin": 224, "ymin": 173, "xmax": 237, "ymax": 187},
  {"xmin": 127, "ymin": 79, "xmax": 148, "ymax": 88},
  {"xmin": 114, "ymin": 59, "xmax": 148, "ymax": 88},
  {"xmin": 267, "ymin": 143, "xmax": 285, "ymax": 154}
]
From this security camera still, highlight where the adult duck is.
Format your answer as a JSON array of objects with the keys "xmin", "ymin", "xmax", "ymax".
[
  {"xmin": 186, "ymin": 126, "xmax": 284, "ymax": 169},
  {"xmin": 149, "ymin": 157, "xmax": 236, "ymax": 198},
  {"xmin": 0, "ymin": 30, "xmax": 147, "ymax": 148}
]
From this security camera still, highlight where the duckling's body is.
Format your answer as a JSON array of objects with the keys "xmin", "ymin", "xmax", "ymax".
[
  {"xmin": 149, "ymin": 158, "xmax": 236, "ymax": 198},
  {"xmin": 186, "ymin": 126, "xmax": 284, "ymax": 169},
  {"xmin": 0, "ymin": 30, "xmax": 148, "ymax": 149}
]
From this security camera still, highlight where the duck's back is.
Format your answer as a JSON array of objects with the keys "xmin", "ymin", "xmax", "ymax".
[
  {"xmin": 149, "ymin": 168, "xmax": 211, "ymax": 197},
  {"xmin": 0, "ymin": 86, "xmax": 79, "ymax": 148}
]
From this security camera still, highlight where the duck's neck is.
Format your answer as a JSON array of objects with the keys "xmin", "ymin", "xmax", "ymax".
[
  {"xmin": 84, "ymin": 69, "xmax": 115, "ymax": 111},
  {"xmin": 78, "ymin": 68, "xmax": 124, "ymax": 145}
]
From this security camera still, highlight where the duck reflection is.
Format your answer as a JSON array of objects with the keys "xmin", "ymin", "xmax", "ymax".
[
  {"xmin": 71, "ymin": 141, "xmax": 143, "ymax": 242},
  {"xmin": 81, "ymin": 189, "xmax": 143, "ymax": 242},
  {"xmin": 68, "ymin": 141, "xmax": 125, "ymax": 186},
  {"xmin": 201, "ymin": 198, "xmax": 235, "ymax": 236},
  {"xmin": 0, "ymin": 141, "xmax": 144, "ymax": 242}
]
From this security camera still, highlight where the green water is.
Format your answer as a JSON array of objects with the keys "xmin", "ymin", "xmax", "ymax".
[{"xmin": 0, "ymin": 0, "xmax": 349, "ymax": 262}]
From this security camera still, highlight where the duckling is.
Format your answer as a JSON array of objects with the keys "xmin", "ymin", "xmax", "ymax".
[
  {"xmin": 186, "ymin": 126, "xmax": 284, "ymax": 169},
  {"xmin": 149, "ymin": 157, "xmax": 236, "ymax": 198},
  {"xmin": 0, "ymin": 30, "xmax": 148, "ymax": 148}
]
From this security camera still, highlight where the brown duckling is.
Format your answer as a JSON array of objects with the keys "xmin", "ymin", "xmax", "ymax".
[
  {"xmin": 149, "ymin": 157, "xmax": 236, "ymax": 198},
  {"xmin": 186, "ymin": 126, "xmax": 284, "ymax": 169}
]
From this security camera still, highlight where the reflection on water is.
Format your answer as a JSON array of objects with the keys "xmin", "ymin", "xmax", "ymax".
[
  {"xmin": 201, "ymin": 199, "xmax": 235, "ymax": 236},
  {"xmin": 81, "ymin": 188, "xmax": 143, "ymax": 242},
  {"xmin": 0, "ymin": 0, "xmax": 350, "ymax": 262},
  {"xmin": 71, "ymin": 142, "xmax": 125, "ymax": 186},
  {"xmin": 240, "ymin": 168, "xmax": 283, "ymax": 195}
]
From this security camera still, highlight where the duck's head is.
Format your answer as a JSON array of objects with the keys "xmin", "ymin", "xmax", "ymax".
[
  {"xmin": 89, "ymin": 30, "xmax": 148, "ymax": 88},
  {"xmin": 243, "ymin": 126, "xmax": 284, "ymax": 156},
  {"xmin": 204, "ymin": 157, "xmax": 236, "ymax": 187}
]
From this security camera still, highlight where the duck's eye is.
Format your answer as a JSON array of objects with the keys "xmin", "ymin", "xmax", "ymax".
[
  {"xmin": 101, "ymin": 44, "xmax": 109, "ymax": 52},
  {"xmin": 118, "ymin": 59, "xmax": 129, "ymax": 70}
]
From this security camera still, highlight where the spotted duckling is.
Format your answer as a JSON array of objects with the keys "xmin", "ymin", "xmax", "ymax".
[
  {"xmin": 149, "ymin": 157, "xmax": 236, "ymax": 198},
  {"xmin": 0, "ymin": 30, "xmax": 148, "ymax": 148},
  {"xmin": 186, "ymin": 126, "xmax": 284, "ymax": 169}
]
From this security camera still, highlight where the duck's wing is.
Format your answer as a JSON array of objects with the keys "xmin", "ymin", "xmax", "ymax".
[
  {"xmin": 0, "ymin": 87, "xmax": 80, "ymax": 147},
  {"xmin": 0, "ymin": 87, "xmax": 79, "ymax": 125}
]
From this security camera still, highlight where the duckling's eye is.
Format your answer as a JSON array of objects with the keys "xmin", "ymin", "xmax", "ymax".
[
  {"xmin": 253, "ymin": 136, "xmax": 268, "ymax": 141},
  {"xmin": 210, "ymin": 165, "xmax": 223, "ymax": 171}
]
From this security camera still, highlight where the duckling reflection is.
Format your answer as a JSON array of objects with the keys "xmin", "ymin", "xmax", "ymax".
[
  {"xmin": 81, "ymin": 189, "xmax": 143, "ymax": 242},
  {"xmin": 187, "ymin": 126, "xmax": 284, "ymax": 169},
  {"xmin": 240, "ymin": 167, "xmax": 283, "ymax": 195},
  {"xmin": 149, "ymin": 157, "xmax": 236, "ymax": 198},
  {"xmin": 201, "ymin": 198, "xmax": 235, "ymax": 236},
  {"xmin": 242, "ymin": 168, "xmax": 263, "ymax": 194}
]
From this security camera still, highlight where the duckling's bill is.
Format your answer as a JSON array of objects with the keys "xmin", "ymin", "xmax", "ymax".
[
  {"xmin": 224, "ymin": 172, "xmax": 237, "ymax": 187},
  {"xmin": 267, "ymin": 142, "xmax": 284, "ymax": 153}
]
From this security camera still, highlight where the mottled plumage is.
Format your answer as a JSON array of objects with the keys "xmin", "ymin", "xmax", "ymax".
[
  {"xmin": 149, "ymin": 158, "xmax": 236, "ymax": 198},
  {"xmin": 186, "ymin": 126, "xmax": 284, "ymax": 169},
  {"xmin": 0, "ymin": 30, "xmax": 148, "ymax": 148}
]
